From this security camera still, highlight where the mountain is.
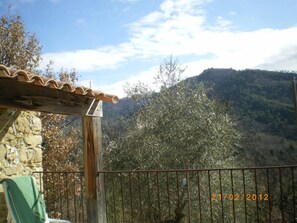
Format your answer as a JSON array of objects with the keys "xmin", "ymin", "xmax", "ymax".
[
  {"xmin": 187, "ymin": 68, "xmax": 297, "ymax": 137},
  {"xmin": 185, "ymin": 68, "xmax": 297, "ymax": 165},
  {"xmin": 103, "ymin": 68, "xmax": 297, "ymax": 166}
]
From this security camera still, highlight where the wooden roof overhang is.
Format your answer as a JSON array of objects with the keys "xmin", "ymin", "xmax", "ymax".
[
  {"xmin": 0, "ymin": 64, "xmax": 118, "ymax": 116},
  {"xmin": 0, "ymin": 64, "xmax": 117, "ymax": 223}
]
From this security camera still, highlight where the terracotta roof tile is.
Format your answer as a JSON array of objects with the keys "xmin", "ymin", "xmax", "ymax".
[{"xmin": 0, "ymin": 64, "xmax": 118, "ymax": 103}]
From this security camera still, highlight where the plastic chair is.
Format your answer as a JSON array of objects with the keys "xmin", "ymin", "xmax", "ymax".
[{"xmin": 1, "ymin": 176, "xmax": 71, "ymax": 223}]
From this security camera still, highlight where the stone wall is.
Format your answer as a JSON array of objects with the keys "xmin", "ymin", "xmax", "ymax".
[{"xmin": 0, "ymin": 108, "xmax": 43, "ymax": 223}]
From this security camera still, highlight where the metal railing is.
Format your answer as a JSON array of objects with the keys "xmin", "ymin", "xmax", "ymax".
[
  {"xmin": 99, "ymin": 165, "xmax": 297, "ymax": 223},
  {"xmin": 33, "ymin": 165, "xmax": 297, "ymax": 223},
  {"xmin": 33, "ymin": 171, "xmax": 86, "ymax": 223}
]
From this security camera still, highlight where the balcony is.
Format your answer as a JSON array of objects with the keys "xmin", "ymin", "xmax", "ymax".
[{"xmin": 34, "ymin": 165, "xmax": 297, "ymax": 223}]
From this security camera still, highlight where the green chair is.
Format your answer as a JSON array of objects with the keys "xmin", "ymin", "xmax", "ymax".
[{"xmin": 1, "ymin": 176, "xmax": 71, "ymax": 223}]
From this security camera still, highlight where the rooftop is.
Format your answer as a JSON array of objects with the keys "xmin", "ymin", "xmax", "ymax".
[{"xmin": 0, "ymin": 64, "xmax": 118, "ymax": 116}]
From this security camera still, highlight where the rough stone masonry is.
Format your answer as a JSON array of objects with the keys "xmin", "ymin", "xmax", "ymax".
[{"xmin": 0, "ymin": 109, "xmax": 43, "ymax": 222}]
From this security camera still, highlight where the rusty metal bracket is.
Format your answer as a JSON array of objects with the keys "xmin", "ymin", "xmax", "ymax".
[{"xmin": 86, "ymin": 99, "xmax": 103, "ymax": 117}]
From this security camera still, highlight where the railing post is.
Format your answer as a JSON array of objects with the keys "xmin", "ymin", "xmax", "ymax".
[{"xmin": 83, "ymin": 114, "xmax": 106, "ymax": 223}]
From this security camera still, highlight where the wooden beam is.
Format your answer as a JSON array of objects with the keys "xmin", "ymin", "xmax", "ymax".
[
  {"xmin": 0, "ymin": 109, "xmax": 21, "ymax": 139},
  {"xmin": 0, "ymin": 78, "xmax": 100, "ymax": 116},
  {"xmin": 83, "ymin": 115, "xmax": 106, "ymax": 223}
]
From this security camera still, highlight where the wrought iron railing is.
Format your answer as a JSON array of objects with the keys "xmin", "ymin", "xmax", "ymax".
[
  {"xmin": 34, "ymin": 165, "xmax": 297, "ymax": 223},
  {"xmin": 33, "ymin": 171, "xmax": 86, "ymax": 223},
  {"xmin": 99, "ymin": 165, "xmax": 297, "ymax": 223}
]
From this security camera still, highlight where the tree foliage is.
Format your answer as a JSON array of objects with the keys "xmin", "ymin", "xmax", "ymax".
[
  {"xmin": 0, "ymin": 13, "xmax": 81, "ymax": 219},
  {"xmin": 0, "ymin": 15, "xmax": 41, "ymax": 70},
  {"xmin": 103, "ymin": 58, "xmax": 243, "ymax": 222},
  {"xmin": 0, "ymin": 13, "xmax": 80, "ymax": 172},
  {"xmin": 42, "ymin": 62, "xmax": 81, "ymax": 172},
  {"xmin": 104, "ymin": 57, "xmax": 241, "ymax": 170},
  {"xmin": 41, "ymin": 64, "xmax": 82, "ymax": 219}
]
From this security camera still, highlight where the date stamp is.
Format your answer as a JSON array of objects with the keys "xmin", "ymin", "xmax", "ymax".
[{"xmin": 211, "ymin": 193, "xmax": 269, "ymax": 201}]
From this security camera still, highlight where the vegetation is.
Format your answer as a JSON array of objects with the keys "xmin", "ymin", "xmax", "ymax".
[
  {"xmin": 0, "ymin": 13, "xmax": 81, "ymax": 219},
  {"xmin": 0, "ymin": 13, "xmax": 81, "ymax": 172},
  {"xmin": 41, "ymin": 62, "xmax": 81, "ymax": 172},
  {"xmin": 102, "ymin": 67, "xmax": 297, "ymax": 222},
  {"xmin": 40, "ymin": 62, "xmax": 82, "ymax": 219},
  {"xmin": 103, "ymin": 58, "xmax": 245, "ymax": 222},
  {"xmin": 104, "ymin": 58, "xmax": 242, "ymax": 170},
  {"xmin": 104, "ymin": 68, "xmax": 297, "ymax": 167},
  {"xmin": 0, "ymin": 15, "xmax": 41, "ymax": 70},
  {"xmin": 188, "ymin": 68, "xmax": 297, "ymax": 166}
]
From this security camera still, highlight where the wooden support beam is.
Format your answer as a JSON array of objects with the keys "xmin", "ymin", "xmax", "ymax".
[
  {"xmin": 0, "ymin": 109, "xmax": 21, "ymax": 140},
  {"xmin": 83, "ymin": 115, "xmax": 106, "ymax": 223},
  {"xmin": 0, "ymin": 78, "xmax": 97, "ymax": 116}
]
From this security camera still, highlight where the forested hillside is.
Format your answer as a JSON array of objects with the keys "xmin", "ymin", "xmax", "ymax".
[
  {"xmin": 103, "ymin": 68, "xmax": 297, "ymax": 167},
  {"xmin": 191, "ymin": 68, "xmax": 296, "ymax": 137}
]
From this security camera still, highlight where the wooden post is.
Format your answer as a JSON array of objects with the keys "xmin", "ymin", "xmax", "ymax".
[{"xmin": 83, "ymin": 115, "xmax": 106, "ymax": 223}]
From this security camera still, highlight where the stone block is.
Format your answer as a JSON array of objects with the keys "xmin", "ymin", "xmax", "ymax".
[
  {"xmin": 4, "ymin": 165, "xmax": 23, "ymax": 176},
  {"xmin": 0, "ymin": 170, "xmax": 6, "ymax": 179},
  {"xmin": 32, "ymin": 149, "xmax": 42, "ymax": 163},
  {"xmin": 4, "ymin": 133, "xmax": 15, "ymax": 141},
  {"xmin": 5, "ymin": 146, "xmax": 19, "ymax": 163},
  {"xmin": 25, "ymin": 148, "xmax": 34, "ymax": 162},
  {"xmin": 24, "ymin": 135, "xmax": 42, "ymax": 146},
  {"xmin": 15, "ymin": 116, "xmax": 29, "ymax": 134},
  {"xmin": 0, "ymin": 145, "xmax": 6, "ymax": 159},
  {"xmin": 30, "ymin": 116, "xmax": 42, "ymax": 133},
  {"xmin": 19, "ymin": 147, "xmax": 28, "ymax": 163}
]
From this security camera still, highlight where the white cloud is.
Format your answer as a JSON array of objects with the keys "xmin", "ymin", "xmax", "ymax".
[
  {"xmin": 40, "ymin": 0, "xmax": 297, "ymax": 96},
  {"xmin": 81, "ymin": 66, "xmax": 159, "ymax": 98},
  {"xmin": 255, "ymin": 45, "xmax": 297, "ymax": 71},
  {"xmin": 42, "ymin": 43, "xmax": 138, "ymax": 72},
  {"xmin": 75, "ymin": 18, "xmax": 86, "ymax": 26},
  {"xmin": 41, "ymin": 0, "xmax": 208, "ymax": 71},
  {"xmin": 228, "ymin": 11, "xmax": 237, "ymax": 16},
  {"xmin": 215, "ymin": 16, "xmax": 233, "ymax": 30}
]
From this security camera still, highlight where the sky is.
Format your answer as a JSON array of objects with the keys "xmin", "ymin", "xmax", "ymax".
[{"xmin": 1, "ymin": 0, "xmax": 297, "ymax": 97}]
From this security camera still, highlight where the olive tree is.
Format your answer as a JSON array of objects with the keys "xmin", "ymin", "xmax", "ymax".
[
  {"xmin": 106, "ymin": 57, "xmax": 241, "ymax": 170},
  {"xmin": 103, "ymin": 57, "xmax": 243, "ymax": 222}
]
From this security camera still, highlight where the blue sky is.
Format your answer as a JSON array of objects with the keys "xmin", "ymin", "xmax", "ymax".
[{"xmin": 1, "ymin": 0, "xmax": 297, "ymax": 97}]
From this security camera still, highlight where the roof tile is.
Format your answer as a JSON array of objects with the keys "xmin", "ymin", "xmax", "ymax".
[{"xmin": 0, "ymin": 64, "xmax": 118, "ymax": 103}]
